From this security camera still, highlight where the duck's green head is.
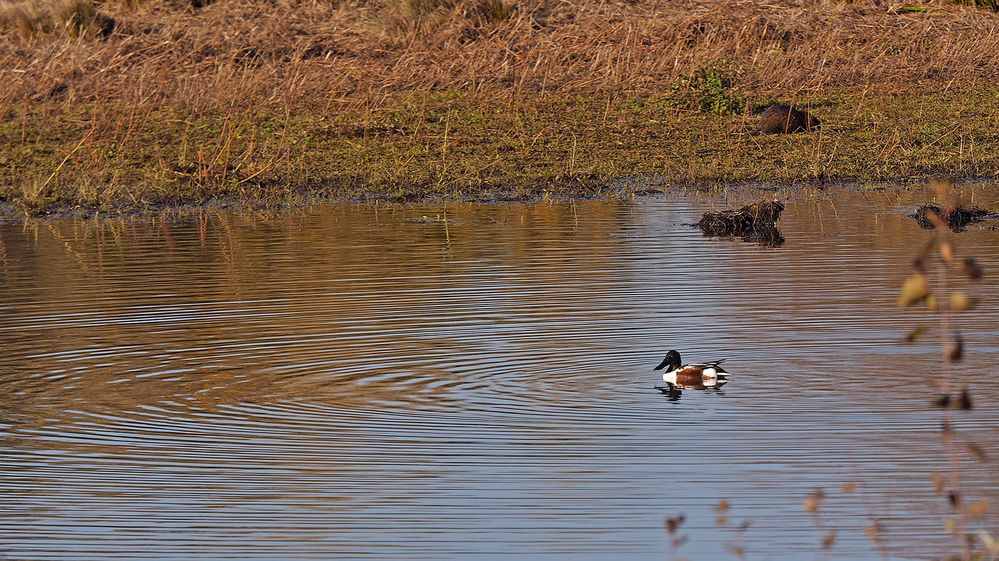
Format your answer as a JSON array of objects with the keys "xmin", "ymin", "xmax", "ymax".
[{"xmin": 654, "ymin": 350, "xmax": 682, "ymax": 371}]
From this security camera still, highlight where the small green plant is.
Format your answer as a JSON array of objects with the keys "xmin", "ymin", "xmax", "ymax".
[{"xmin": 671, "ymin": 67, "xmax": 746, "ymax": 116}]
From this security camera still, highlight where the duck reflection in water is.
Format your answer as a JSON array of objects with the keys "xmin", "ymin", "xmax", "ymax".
[
  {"xmin": 653, "ymin": 349, "xmax": 730, "ymax": 400},
  {"xmin": 656, "ymin": 379, "xmax": 727, "ymax": 401}
]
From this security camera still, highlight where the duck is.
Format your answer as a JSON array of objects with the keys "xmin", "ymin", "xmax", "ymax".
[{"xmin": 654, "ymin": 350, "xmax": 729, "ymax": 387}]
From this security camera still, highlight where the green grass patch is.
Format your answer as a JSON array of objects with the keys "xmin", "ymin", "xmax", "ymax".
[{"xmin": 670, "ymin": 67, "xmax": 746, "ymax": 116}]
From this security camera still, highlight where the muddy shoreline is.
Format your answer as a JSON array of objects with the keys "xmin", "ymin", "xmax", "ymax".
[{"xmin": 4, "ymin": 178, "xmax": 997, "ymax": 223}]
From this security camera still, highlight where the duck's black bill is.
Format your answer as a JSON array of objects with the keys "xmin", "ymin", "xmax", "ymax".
[{"xmin": 653, "ymin": 357, "xmax": 670, "ymax": 371}]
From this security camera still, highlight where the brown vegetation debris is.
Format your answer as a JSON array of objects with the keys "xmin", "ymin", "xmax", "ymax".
[{"xmin": 698, "ymin": 200, "xmax": 785, "ymax": 246}]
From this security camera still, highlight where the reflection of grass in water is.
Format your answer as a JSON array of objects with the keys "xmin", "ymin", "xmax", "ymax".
[{"xmin": 664, "ymin": 181, "xmax": 996, "ymax": 560}]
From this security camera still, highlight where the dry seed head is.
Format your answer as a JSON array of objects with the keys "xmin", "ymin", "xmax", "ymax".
[
  {"xmin": 934, "ymin": 393, "xmax": 951, "ymax": 409},
  {"xmin": 967, "ymin": 442, "xmax": 988, "ymax": 462},
  {"xmin": 942, "ymin": 419, "xmax": 953, "ymax": 437},
  {"xmin": 946, "ymin": 333, "xmax": 963, "ymax": 362},
  {"xmin": 664, "ymin": 514, "xmax": 685, "ymax": 535},
  {"xmin": 914, "ymin": 238, "xmax": 935, "ymax": 270},
  {"xmin": 897, "ymin": 273, "xmax": 929, "ymax": 307},
  {"xmin": 967, "ymin": 498, "xmax": 989, "ymax": 517},
  {"xmin": 958, "ymin": 388, "xmax": 973, "ymax": 410},
  {"xmin": 978, "ymin": 531, "xmax": 999, "ymax": 554},
  {"xmin": 959, "ymin": 257, "xmax": 984, "ymax": 280},
  {"xmin": 926, "ymin": 208, "xmax": 948, "ymax": 230},
  {"xmin": 939, "ymin": 240, "xmax": 955, "ymax": 263},
  {"xmin": 724, "ymin": 544, "xmax": 746, "ymax": 557},
  {"xmin": 948, "ymin": 292, "xmax": 974, "ymax": 312},
  {"xmin": 930, "ymin": 179, "xmax": 953, "ymax": 203},
  {"xmin": 932, "ymin": 473, "xmax": 947, "ymax": 493},
  {"xmin": 803, "ymin": 489, "xmax": 825, "ymax": 513},
  {"xmin": 905, "ymin": 325, "xmax": 926, "ymax": 343}
]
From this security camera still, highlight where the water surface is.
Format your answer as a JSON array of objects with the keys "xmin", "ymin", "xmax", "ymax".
[{"xmin": 1, "ymin": 187, "xmax": 997, "ymax": 560}]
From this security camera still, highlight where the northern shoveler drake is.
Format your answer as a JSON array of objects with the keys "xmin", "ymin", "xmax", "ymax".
[{"xmin": 654, "ymin": 350, "xmax": 729, "ymax": 386}]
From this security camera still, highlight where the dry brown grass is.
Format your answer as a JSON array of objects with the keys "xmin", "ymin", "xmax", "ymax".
[
  {"xmin": 1, "ymin": 0, "xmax": 998, "ymax": 112},
  {"xmin": 2, "ymin": 1, "xmax": 998, "ymax": 213},
  {"xmin": 0, "ymin": 0, "xmax": 114, "ymax": 38}
]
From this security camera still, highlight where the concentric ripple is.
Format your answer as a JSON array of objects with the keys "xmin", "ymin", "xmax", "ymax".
[{"xmin": 1, "ymin": 187, "xmax": 997, "ymax": 560}]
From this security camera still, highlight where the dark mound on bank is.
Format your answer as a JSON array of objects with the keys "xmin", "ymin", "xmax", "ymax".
[{"xmin": 756, "ymin": 104, "xmax": 821, "ymax": 134}]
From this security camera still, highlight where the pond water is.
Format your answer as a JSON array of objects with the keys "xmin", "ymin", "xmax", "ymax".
[{"xmin": 1, "ymin": 187, "xmax": 997, "ymax": 560}]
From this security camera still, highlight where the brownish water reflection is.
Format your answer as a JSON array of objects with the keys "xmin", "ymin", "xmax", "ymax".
[{"xmin": 1, "ymin": 187, "xmax": 997, "ymax": 560}]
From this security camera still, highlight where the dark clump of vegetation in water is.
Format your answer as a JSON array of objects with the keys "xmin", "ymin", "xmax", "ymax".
[
  {"xmin": 912, "ymin": 203, "xmax": 993, "ymax": 232},
  {"xmin": 697, "ymin": 200, "xmax": 785, "ymax": 246}
]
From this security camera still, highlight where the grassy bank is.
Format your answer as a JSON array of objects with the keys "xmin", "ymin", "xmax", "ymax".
[
  {"xmin": 4, "ymin": 86, "xmax": 999, "ymax": 213},
  {"xmin": 2, "ymin": 0, "xmax": 999, "ymax": 213}
]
